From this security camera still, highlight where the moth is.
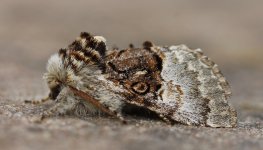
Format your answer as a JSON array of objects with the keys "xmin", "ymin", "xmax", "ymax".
[{"xmin": 25, "ymin": 32, "xmax": 237, "ymax": 127}]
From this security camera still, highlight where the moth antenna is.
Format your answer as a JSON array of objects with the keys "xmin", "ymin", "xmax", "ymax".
[{"xmin": 24, "ymin": 96, "xmax": 50, "ymax": 105}]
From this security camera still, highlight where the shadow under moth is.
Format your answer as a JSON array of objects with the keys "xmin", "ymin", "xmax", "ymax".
[{"xmin": 25, "ymin": 32, "xmax": 237, "ymax": 127}]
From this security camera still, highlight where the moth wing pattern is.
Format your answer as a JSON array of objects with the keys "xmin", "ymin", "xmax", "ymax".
[
  {"xmin": 104, "ymin": 42, "xmax": 237, "ymax": 127},
  {"xmin": 159, "ymin": 45, "xmax": 237, "ymax": 127},
  {"xmin": 30, "ymin": 32, "xmax": 237, "ymax": 127}
]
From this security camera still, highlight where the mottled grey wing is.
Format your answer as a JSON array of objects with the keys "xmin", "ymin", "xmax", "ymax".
[{"xmin": 158, "ymin": 45, "xmax": 237, "ymax": 127}]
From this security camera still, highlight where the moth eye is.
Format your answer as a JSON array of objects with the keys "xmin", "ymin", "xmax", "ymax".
[{"xmin": 131, "ymin": 82, "xmax": 149, "ymax": 95}]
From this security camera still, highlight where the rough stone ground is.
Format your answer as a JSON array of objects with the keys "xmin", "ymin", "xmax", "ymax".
[{"xmin": 1, "ymin": 1, "xmax": 263, "ymax": 150}]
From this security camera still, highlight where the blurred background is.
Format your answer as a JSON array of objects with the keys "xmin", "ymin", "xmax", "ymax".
[
  {"xmin": 0, "ymin": 1, "xmax": 263, "ymax": 150},
  {"xmin": 1, "ymin": 0, "xmax": 263, "ymax": 71}
]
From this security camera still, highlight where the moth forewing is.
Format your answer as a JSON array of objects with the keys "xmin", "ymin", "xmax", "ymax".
[{"xmin": 104, "ymin": 43, "xmax": 237, "ymax": 127}]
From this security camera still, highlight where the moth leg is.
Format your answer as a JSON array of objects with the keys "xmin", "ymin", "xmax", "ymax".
[
  {"xmin": 105, "ymin": 107, "xmax": 127, "ymax": 124},
  {"xmin": 32, "ymin": 88, "xmax": 76, "ymax": 123},
  {"xmin": 24, "ymin": 96, "xmax": 50, "ymax": 105},
  {"xmin": 30, "ymin": 103, "xmax": 63, "ymax": 123},
  {"xmin": 39, "ymin": 103, "xmax": 64, "ymax": 121},
  {"xmin": 113, "ymin": 110, "xmax": 127, "ymax": 124},
  {"xmin": 159, "ymin": 114, "xmax": 173, "ymax": 125},
  {"xmin": 41, "ymin": 103, "xmax": 75, "ymax": 120}
]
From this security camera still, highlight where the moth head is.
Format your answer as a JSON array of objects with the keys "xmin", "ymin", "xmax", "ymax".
[
  {"xmin": 44, "ymin": 32, "xmax": 108, "ymax": 100},
  {"xmin": 44, "ymin": 53, "xmax": 65, "ymax": 100}
]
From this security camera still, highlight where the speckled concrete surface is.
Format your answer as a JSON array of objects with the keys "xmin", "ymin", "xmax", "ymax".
[{"xmin": 0, "ymin": 1, "xmax": 263, "ymax": 150}]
